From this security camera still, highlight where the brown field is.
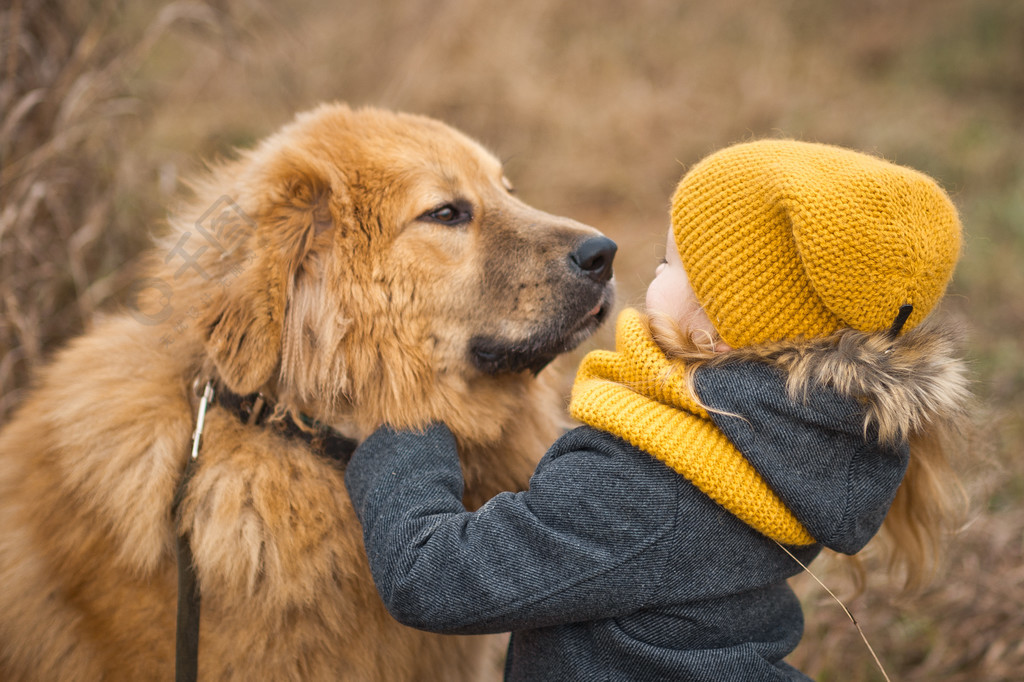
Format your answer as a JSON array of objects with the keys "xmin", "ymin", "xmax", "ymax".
[{"xmin": 2, "ymin": 0, "xmax": 1022, "ymax": 679}]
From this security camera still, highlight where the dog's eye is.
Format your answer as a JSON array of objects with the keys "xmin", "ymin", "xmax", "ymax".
[
  {"xmin": 419, "ymin": 201, "xmax": 473, "ymax": 226},
  {"xmin": 501, "ymin": 176, "xmax": 515, "ymax": 194}
]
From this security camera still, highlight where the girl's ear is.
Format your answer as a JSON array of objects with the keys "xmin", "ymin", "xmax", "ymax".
[{"xmin": 200, "ymin": 161, "xmax": 333, "ymax": 395}]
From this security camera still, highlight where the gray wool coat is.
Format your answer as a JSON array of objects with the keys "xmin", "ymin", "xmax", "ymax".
[{"xmin": 344, "ymin": 360, "xmax": 909, "ymax": 681}]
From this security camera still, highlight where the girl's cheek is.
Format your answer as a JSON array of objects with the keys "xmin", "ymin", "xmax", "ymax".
[
  {"xmin": 644, "ymin": 278, "xmax": 660, "ymax": 311},
  {"xmin": 646, "ymin": 274, "xmax": 673, "ymax": 317}
]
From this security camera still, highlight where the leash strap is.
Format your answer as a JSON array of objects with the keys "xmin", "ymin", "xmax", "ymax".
[
  {"xmin": 173, "ymin": 381, "xmax": 212, "ymax": 682},
  {"xmin": 175, "ymin": 492, "xmax": 201, "ymax": 682}
]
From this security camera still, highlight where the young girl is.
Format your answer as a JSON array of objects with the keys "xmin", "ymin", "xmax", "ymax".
[{"xmin": 344, "ymin": 140, "xmax": 971, "ymax": 680}]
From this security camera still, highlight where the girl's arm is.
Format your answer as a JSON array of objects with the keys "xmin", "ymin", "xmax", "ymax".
[{"xmin": 344, "ymin": 423, "xmax": 677, "ymax": 635}]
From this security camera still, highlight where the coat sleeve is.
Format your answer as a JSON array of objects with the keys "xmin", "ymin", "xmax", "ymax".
[{"xmin": 344, "ymin": 423, "xmax": 678, "ymax": 634}]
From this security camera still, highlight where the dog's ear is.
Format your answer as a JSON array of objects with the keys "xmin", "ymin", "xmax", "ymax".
[{"xmin": 201, "ymin": 160, "xmax": 333, "ymax": 394}]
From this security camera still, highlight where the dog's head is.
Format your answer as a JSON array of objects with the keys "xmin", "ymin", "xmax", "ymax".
[{"xmin": 185, "ymin": 104, "xmax": 614, "ymax": 432}]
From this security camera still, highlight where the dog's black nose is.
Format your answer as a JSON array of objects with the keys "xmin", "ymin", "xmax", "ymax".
[{"xmin": 569, "ymin": 236, "xmax": 617, "ymax": 283}]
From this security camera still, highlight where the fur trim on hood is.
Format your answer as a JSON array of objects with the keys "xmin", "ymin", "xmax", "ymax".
[{"xmin": 711, "ymin": 317, "xmax": 973, "ymax": 447}]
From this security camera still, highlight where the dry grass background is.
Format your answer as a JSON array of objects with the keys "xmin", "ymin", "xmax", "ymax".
[{"xmin": 2, "ymin": 0, "xmax": 1022, "ymax": 679}]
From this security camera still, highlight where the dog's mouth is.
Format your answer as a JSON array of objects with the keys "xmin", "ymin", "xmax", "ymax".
[{"xmin": 469, "ymin": 290, "xmax": 614, "ymax": 375}]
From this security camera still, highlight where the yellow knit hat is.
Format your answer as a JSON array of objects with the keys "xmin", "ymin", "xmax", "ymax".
[{"xmin": 671, "ymin": 140, "xmax": 962, "ymax": 347}]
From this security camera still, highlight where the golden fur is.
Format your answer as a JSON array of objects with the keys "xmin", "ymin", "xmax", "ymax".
[
  {"xmin": 646, "ymin": 312, "xmax": 972, "ymax": 589},
  {"xmin": 0, "ymin": 104, "xmax": 614, "ymax": 680}
]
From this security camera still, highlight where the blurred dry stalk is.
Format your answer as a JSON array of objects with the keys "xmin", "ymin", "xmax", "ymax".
[
  {"xmin": 1, "ymin": 0, "xmax": 1022, "ymax": 679},
  {"xmin": 2, "ymin": 0, "xmax": 120, "ymax": 416},
  {"xmin": 0, "ymin": 0, "xmax": 254, "ymax": 418}
]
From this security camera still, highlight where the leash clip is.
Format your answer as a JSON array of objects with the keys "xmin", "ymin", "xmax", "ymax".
[{"xmin": 191, "ymin": 381, "xmax": 214, "ymax": 461}]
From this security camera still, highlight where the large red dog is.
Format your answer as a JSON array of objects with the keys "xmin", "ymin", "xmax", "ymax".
[{"xmin": 0, "ymin": 103, "xmax": 615, "ymax": 680}]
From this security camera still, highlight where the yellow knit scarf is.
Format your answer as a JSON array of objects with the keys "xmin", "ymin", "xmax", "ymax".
[{"xmin": 569, "ymin": 309, "xmax": 815, "ymax": 546}]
